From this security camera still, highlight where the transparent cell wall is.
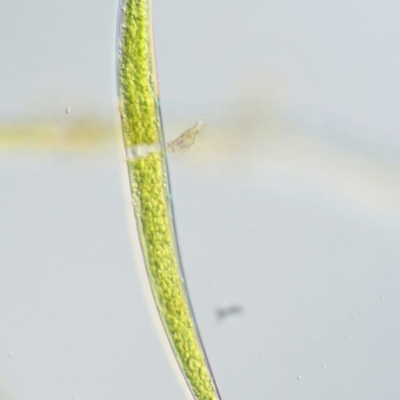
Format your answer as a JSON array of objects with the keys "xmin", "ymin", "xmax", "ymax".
[{"xmin": 1, "ymin": 1, "xmax": 400, "ymax": 399}]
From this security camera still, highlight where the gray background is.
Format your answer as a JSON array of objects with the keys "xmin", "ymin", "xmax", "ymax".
[{"xmin": 1, "ymin": 0, "xmax": 400, "ymax": 399}]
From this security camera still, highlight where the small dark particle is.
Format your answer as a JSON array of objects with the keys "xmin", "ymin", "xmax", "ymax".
[{"xmin": 215, "ymin": 305, "xmax": 244, "ymax": 321}]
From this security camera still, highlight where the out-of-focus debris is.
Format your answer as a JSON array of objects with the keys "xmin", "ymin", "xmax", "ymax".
[{"xmin": 215, "ymin": 304, "xmax": 244, "ymax": 321}]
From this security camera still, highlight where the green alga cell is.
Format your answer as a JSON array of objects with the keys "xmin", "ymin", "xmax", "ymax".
[{"xmin": 117, "ymin": 1, "xmax": 221, "ymax": 399}]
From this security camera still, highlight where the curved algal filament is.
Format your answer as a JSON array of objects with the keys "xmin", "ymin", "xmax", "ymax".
[{"xmin": 117, "ymin": 1, "xmax": 221, "ymax": 399}]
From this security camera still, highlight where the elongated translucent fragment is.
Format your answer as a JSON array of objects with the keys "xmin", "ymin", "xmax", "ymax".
[
  {"xmin": 167, "ymin": 121, "xmax": 205, "ymax": 153},
  {"xmin": 117, "ymin": 1, "xmax": 221, "ymax": 399}
]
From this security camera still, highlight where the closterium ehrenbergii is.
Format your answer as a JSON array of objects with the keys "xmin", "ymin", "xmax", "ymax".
[{"xmin": 116, "ymin": 1, "xmax": 222, "ymax": 399}]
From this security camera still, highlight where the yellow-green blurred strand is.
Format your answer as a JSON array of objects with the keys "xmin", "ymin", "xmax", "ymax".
[{"xmin": 117, "ymin": 1, "xmax": 221, "ymax": 399}]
